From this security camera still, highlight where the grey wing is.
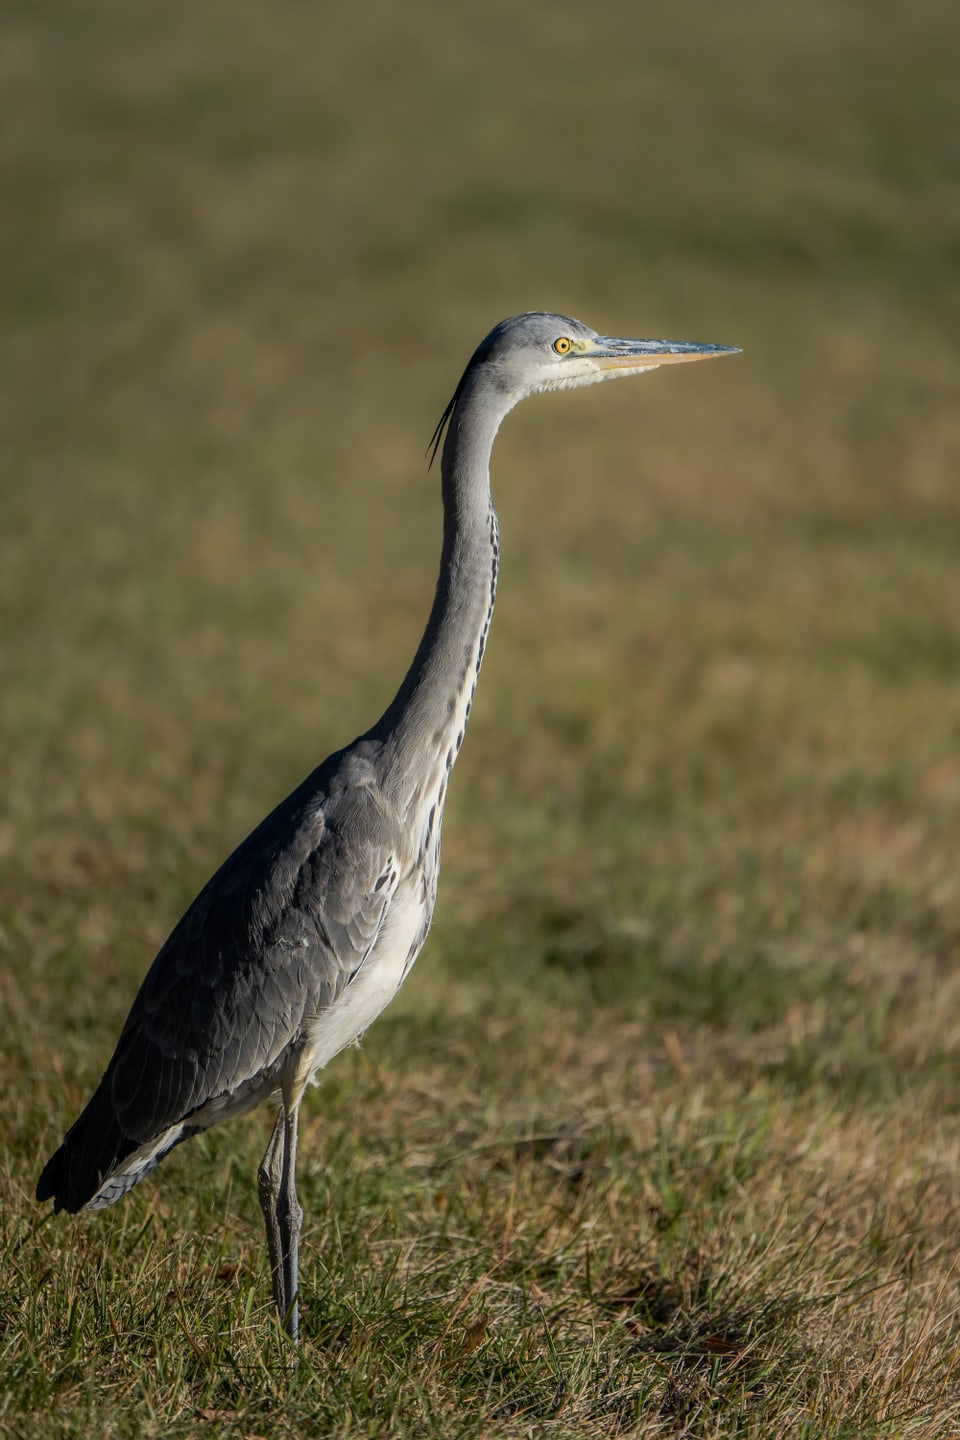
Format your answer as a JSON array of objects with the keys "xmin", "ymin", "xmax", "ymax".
[
  {"xmin": 36, "ymin": 754, "xmax": 405, "ymax": 1214},
  {"xmin": 108, "ymin": 811, "xmax": 400, "ymax": 1143}
]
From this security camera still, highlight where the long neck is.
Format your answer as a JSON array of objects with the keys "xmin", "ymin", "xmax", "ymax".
[{"xmin": 374, "ymin": 374, "xmax": 505, "ymax": 807}]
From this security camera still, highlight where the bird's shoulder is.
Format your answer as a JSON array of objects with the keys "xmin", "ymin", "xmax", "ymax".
[{"xmin": 140, "ymin": 739, "xmax": 402, "ymax": 1002}]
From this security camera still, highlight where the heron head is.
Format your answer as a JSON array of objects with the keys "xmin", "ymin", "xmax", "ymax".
[
  {"xmin": 428, "ymin": 311, "xmax": 739, "ymax": 466},
  {"xmin": 482, "ymin": 311, "xmax": 739, "ymax": 395}
]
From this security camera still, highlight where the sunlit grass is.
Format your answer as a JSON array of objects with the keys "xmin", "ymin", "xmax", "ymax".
[{"xmin": 2, "ymin": 0, "xmax": 960, "ymax": 1434}]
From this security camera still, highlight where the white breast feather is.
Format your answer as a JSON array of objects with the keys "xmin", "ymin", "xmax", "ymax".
[{"xmin": 297, "ymin": 882, "xmax": 425, "ymax": 1090}]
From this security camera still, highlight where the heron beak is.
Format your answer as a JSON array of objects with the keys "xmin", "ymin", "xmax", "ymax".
[{"xmin": 590, "ymin": 337, "xmax": 740, "ymax": 373}]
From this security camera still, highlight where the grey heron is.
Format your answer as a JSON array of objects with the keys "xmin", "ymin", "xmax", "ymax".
[{"xmin": 36, "ymin": 312, "xmax": 738, "ymax": 1341}]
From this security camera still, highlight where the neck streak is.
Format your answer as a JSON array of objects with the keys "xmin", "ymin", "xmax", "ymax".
[{"xmin": 373, "ymin": 374, "xmax": 506, "ymax": 807}]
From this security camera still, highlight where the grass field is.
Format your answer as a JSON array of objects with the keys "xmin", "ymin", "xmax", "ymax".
[{"xmin": 3, "ymin": 1, "xmax": 960, "ymax": 1434}]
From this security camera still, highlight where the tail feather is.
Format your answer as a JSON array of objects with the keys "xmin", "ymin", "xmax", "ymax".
[{"xmin": 37, "ymin": 1082, "xmax": 143, "ymax": 1213}]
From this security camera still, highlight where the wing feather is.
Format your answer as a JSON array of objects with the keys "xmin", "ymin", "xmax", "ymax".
[{"xmin": 38, "ymin": 751, "xmax": 405, "ymax": 1211}]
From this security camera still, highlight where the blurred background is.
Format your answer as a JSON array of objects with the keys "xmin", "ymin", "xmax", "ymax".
[
  {"xmin": 2, "ymin": 0, "xmax": 959, "ymax": 1127},
  {"xmin": 3, "ymin": 2, "xmax": 960, "ymax": 1428}
]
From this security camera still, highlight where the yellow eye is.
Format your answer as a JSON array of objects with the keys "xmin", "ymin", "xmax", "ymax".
[{"xmin": 553, "ymin": 336, "xmax": 572, "ymax": 355}]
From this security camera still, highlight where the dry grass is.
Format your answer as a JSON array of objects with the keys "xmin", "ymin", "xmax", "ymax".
[{"xmin": 2, "ymin": 0, "xmax": 960, "ymax": 1434}]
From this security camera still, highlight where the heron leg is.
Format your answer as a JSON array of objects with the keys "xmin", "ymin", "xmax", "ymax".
[
  {"xmin": 276, "ymin": 1100, "xmax": 303, "ymax": 1342},
  {"xmin": 258, "ymin": 1110, "xmax": 286, "ymax": 1322},
  {"xmin": 257, "ymin": 1100, "xmax": 304, "ymax": 1340}
]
